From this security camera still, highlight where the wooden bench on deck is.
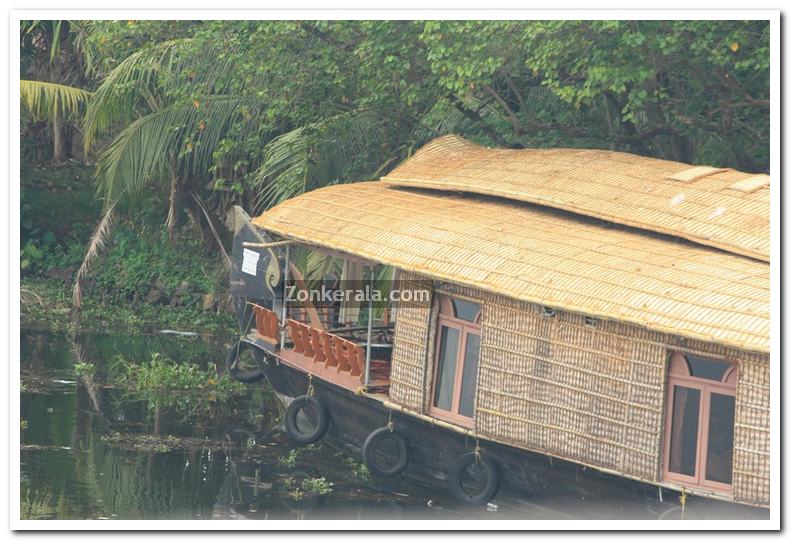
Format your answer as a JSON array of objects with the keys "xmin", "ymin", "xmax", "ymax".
[
  {"xmin": 249, "ymin": 304, "xmax": 389, "ymax": 392},
  {"xmin": 283, "ymin": 319, "xmax": 386, "ymax": 391}
]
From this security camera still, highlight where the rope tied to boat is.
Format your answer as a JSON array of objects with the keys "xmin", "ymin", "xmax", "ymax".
[
  {"xmin": 307, "ymin": 372, "xmax": 314, "ymax": 397},
  {"xmin": 242, "ymin": 301, "xmax": 258, "ymax": 333},
  {"xmin": 387, "ymin": 411, "xmax": 394, "ymax": 432},
  {"xmin": 474, "ymin": 439, "xmax": 481, "ymax": 461},
  {"xmin": 679, "ymin": 488, "xmax": 687, "ymax": 519},
  {"xmin": 229, "ymin": 302, "xmax": 257, "ymax": 371}
]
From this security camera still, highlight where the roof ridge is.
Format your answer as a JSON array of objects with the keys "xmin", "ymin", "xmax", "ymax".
[{"xmin": 381, "ymin": 135, "xmax": 769, "ymax": 262}]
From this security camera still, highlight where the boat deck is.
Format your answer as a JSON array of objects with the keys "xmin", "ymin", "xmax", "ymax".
[{"xmin": 279, "ymin": 348, "xmax": 389, "ymax": 391}]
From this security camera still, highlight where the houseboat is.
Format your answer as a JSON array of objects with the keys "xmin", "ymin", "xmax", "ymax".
[{"xmin": 226, "ymin": 135, "xmax": 770, "ymax": 508}]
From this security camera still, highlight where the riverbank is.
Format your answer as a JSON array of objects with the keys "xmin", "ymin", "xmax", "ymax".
[
  {"xmin": 21, "ymin": 163, "xmax": 236, "ymax": 336},
  {"xmin": 21, "ymin": 275, "xmax": 236, "ymax": 336}
]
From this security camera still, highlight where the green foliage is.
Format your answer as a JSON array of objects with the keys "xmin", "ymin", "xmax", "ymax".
[
  {"xmin": 95, "ymin": 95, "xmax": 260, "ymax": 202},
  {"xmin": 90, "ymin": 222, "xmax": 215, "ymax": 308},
  {"xmin": 73, "ymin": 362, "xmax": 96, "ymax": 377},
  {"xmin": 277, "ymin": 444, "xmax": 317, "ymax": 469},
  {"xmin": 82, "ymin": 38, "xmax": 203, "ymax": 154},
  {"xmin": 82, "ymin": 20, "xmax": 201, "ymax": 77},
  {"xmin": 20, "ymin": 164, "xmax": 234, "ymax": 335},
  {"xmin": 519, "ymin": 20, "xmax": 770, "ymax": 167},
  {"xmin": 278, "ymin": 448, "xmax": 302, "ymax": 469},
  {"xmin": 21, "ymin": 275, "xmax": 236, "ymax": 335},
  {"xmin": 20, "ymin": 80, "xmax": 92, "ymax": 123},
  {"xmin": 20, "ymin": 232, "xmax": 87, "ymax": 276},
  {"xmin": 280, "ymin": 475, "xmax": 334, "ymax": 500},
  {"xmin": 342, "ymin": 456, "xmax": 370, "ymax": 480},
  {"xmin": 21, "ymin": 163, "xmax": 99, "ymax": 276},
  {"xmin": 112, "ymin": 352, "xmax": 245, "ymax": 420},
  {"xmin": 250, "ymin": 110, "xmax": 391, "ymax": 210},
  {"xmin": 20, "ymin": 235, "xmax": 49, "ymax": 273},
  {"xmin": 20, "ymin": 21, "xmax": 97, "ymax": 163},
  {"xmin": 79, "ymin": 20, "xmax": 768, "ymax": 215}
]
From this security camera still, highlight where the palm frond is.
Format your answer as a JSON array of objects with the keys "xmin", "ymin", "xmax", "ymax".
[
  {"xmin": 303, "ymin": 251, "xmax": 344, "ymax": 285},
  {"xmin": 72, "ymin": 201, "xmax": 116, "ymax": 310},
  {"xmin": 249, "ymin": 110, "xmax": 390, "ymax": 211},
  {"xmin": 20, "ymin": 80, "xmax": 92, "ymax": 123},
  {"xmin": 82, "ymin": 39, "xmax": 191, "ymax": 153},
  {"xmin": 95, "ymin": 95, "xmax": 260, "ymax": 203},
  {"xmin": 68, "ymin": 21, "xmax": 98, "ymax": 76},
  {"xmin": 49, "ymin": 20, "xmax": 63, "ymax": 63},
  {"xmin": 20, "ymin": 20, "xmax": 66, "ymax": 65},
  {"xmin": 82, "ymin": 38, "xmax": 244, "ymax": 153},
  {"xmin": 188, "ymin": 190, "xmax": 231, "ymax": 266},
  {"xmin": 411, "ymin": 96, "xmax": 495, "ymax": 144}
]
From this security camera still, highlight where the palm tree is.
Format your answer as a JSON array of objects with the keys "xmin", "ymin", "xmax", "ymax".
[
  {"xmin": 20, "ymin": 80, "xmax": 92, "ymax": 161},
  {"xmin": 21, "ymin": 20, "xmax": 95, "ymax": 162},
  {"xmin": 67, "ymin": 25, "xmax": 475, "ymax": 311}
]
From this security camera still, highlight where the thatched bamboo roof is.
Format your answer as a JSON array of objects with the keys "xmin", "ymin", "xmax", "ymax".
[
  {"xmin": 381, "ymin": 135, "xmax": 769, "ymax": 262},
  {"xmin": 253, "ymin": 182, "xmax": 769, "ymax": 353}
]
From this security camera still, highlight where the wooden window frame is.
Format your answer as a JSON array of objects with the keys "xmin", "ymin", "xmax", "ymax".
[
  {"xmin": 662, "ymin": 351, "xmax": 737, "ymax": 494},
  {"xmin": 429, "ymin": 295, "xmax": 481, "ymax": 429}
]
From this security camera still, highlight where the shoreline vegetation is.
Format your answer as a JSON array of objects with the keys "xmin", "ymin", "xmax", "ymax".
[
  {"xmin": 21, "ymin": 163, "xmax": 237, "ymax": 337},
  {"xmin": 21, "ymin": 275, "xmax": 236, "ymax": 336}
]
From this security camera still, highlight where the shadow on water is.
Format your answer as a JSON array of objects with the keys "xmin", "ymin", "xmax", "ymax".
[{"xmin": 20, "ymin": 330, "xmax": 769, "ymax": 521}]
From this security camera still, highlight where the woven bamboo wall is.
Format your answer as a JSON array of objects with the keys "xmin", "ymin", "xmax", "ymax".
[
  {"xmin": 733, "ymin": 356, "xmax": 770, "ymax": 506},
  {"xmin": 388, "ymin": 272, "xmax": 433, "ymax": 411},
  {"xmin": 471, "ymin": 292, "xmax": 667, "ymax": 482},
  {"xmin": 387, "ymin": 279, "xmax": 770, "ymax": 506}
]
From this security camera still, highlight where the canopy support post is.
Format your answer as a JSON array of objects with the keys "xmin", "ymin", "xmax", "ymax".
[
  {"xmin": 280, "ymin": 245, "xmax": 290, "ymax": 350},
  {"xmin": 364, "ymin": 265, "xmax": 374, "ymax": 390}
]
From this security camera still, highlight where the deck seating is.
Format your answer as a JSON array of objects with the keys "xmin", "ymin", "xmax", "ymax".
[
  {"xmin": 322, "ymin": 332, "xmax": 338, "ymax": 368},
  {"xmin": 285, "ymin": 319, "xmax": 368, "ymax": 381},
  {"xmin": 252, "ymin": 304, "xmax": 279, "ymax": 343},
  {"xmin": 286, "ymin": 319, "xmax": 314, "ymax": 356}
]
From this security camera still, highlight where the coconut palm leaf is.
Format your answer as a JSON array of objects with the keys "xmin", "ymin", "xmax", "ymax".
[
  {"xmin": 408, "ymin": 96, "xmax": 501, "ymax": 154},
  {"xmin": 82, "ymin": 38, "xmax": 243, "ymax": 153},
  {"xmin": 249, "ymin": 109, "xmax": 390, "ymax": 211},
  {"xmin": 21, "ymin": 20, "xmax": 65, "ymax": 64},
  {"xmin": 72, "ymin": 201, "xmax": 116, "ymax": 310},
  {"xmin": 20, "ymin": 80, "xmax": 92, "ymax": 123},
  {"xmin": 304, "ymin": 251, "xmax": 344, "ymax": 284},
  {"xmin": 187, "ymin": 190, "xmax": 230, "ymax": 266},
  {"xmin": 95, "ymin": 95, "xmax": 260, "ymax": 202},
  {"xmin": 82, "ymin": 39, "xmax": 189, "ymax": 153}
]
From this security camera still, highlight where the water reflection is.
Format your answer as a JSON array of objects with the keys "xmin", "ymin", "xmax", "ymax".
[
  {"xmin": 19, "ymin": 330, "xmax": 770, "ymax": 521},
  {"xmin": 19, "ymin": 330, "xmax": 435, "ymax": 520}
]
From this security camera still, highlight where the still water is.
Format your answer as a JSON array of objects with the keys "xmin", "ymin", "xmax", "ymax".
[{"xmin": 19, "ymin": 330, "xmax": 769, "ymax": 521}]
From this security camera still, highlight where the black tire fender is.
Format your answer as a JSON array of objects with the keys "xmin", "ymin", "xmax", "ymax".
[
  {"xmin": 447, "ymin": 451, "xmax": 500, "ymax": 506},
  {"xmin": 226, "ymin": 340, "xmax": 267, "ymax": 383},
  {"xmin": 362, "ymin": 426, "xmax": 409, "ymax": 477},
  {"xmin": 283, "ymin": 395, "xmax": 329, "ymax": 445}
]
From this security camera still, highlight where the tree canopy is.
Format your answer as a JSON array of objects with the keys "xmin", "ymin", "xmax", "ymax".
[
  {"xmin": 19, "ymin": 19, "xmax": 770, "ymax": 308},
  {"xmin": 74, "ymin": 19, "xmax": 769, "ymax": 212}
]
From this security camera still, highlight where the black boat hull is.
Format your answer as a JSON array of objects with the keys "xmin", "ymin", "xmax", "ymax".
[{"xmin": 260, "ymin": 355, "xmax": 665, "ymax": 506}]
